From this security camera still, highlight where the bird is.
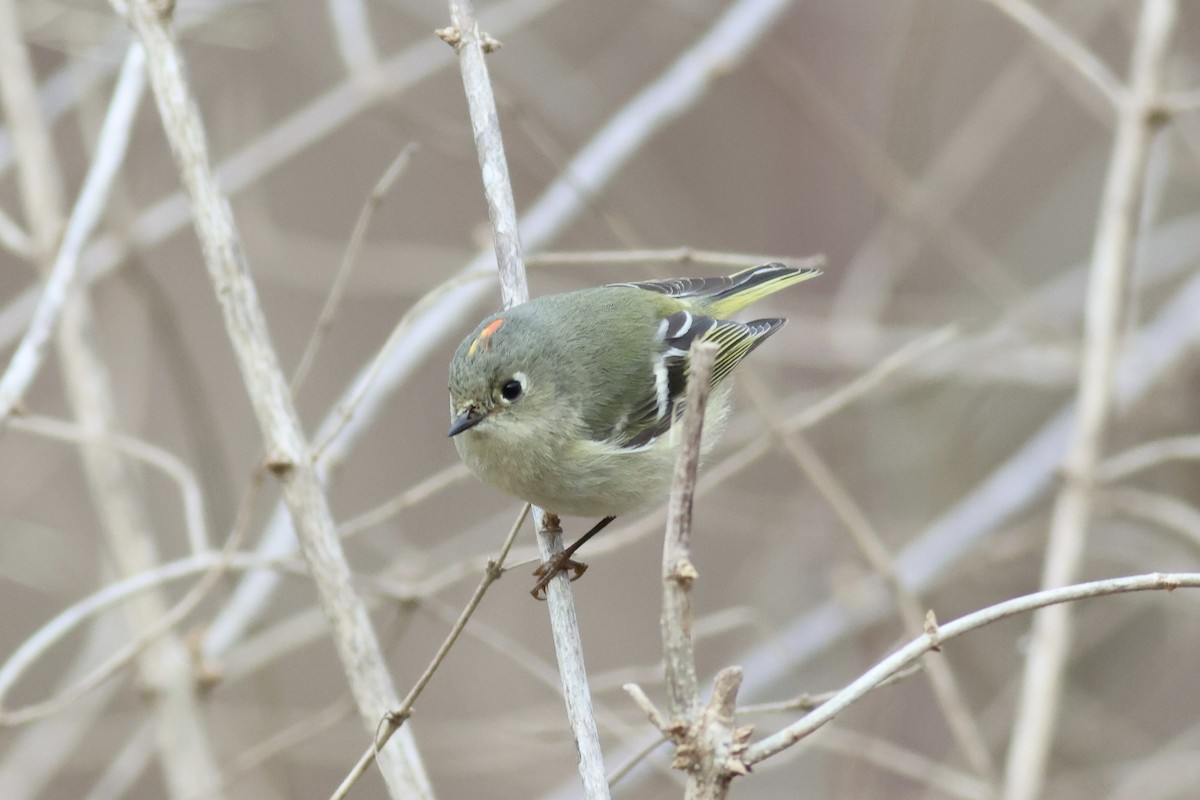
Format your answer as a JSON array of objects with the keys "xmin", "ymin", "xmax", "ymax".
[{"xmin": 447, "ymin": 261, "xmax": 820, "ymax": 598}]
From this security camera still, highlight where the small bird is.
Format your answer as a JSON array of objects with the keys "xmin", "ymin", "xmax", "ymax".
[{"xmin": 448, "ymin": 262, "xmax": 820, "ymax": 598}]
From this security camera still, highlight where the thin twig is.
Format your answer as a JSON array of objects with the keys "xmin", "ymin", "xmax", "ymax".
[
  {"xmin": 290, "ymin": 144, "xmax": 418, "ymax": 395},
  {"xmin": 198, "ymin": 697, "xmax": 356, "ymax": 800},
  {"xmin": 0, "ymin": 471, "xmax": 265, "ymax": 726},
  {"xmin": 831, "ymin": 1, "xmax": 1114, "ymax": 326},
  {"xmin": 1102, "ymin": 487, "xmax": 1200, "ymax": 553},
  {"xmin": 0, "ymin": 17, "xmax": 224, "ymax": 795},
  {"xmin": 330, "ymin": 504, "xmax": 527, "ymax": 800},
  {"xmin": 337, "ymin": 462, "xmax": 472, "ymax": 539},
  {"xmin": 1003, "ymin": 3, "xmax": 1176, "ymax": 798},
  {"xmin": 10, "ymin": 414, "xmax": 209, "ymax": 553},
  {"xmin": 745, "ymin": 572, "xmax": 1200, "ymax": 765},
  {"xmin": 815, "ymin": 729, "xmax": 994, "ymax": 800},
  {"xmin": 0, "ymin": 0, "xmax": 568, "ymax": 359}
]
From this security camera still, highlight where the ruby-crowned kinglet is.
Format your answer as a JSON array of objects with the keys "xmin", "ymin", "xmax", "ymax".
[{"xmin": 448, "ymin": 262, "xmax": 820, "ymax": 596}]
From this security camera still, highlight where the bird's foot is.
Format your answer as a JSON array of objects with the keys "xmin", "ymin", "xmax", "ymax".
[{"xmin": 530, "ymin": 555, "xmax": 589, "ymax": 600}]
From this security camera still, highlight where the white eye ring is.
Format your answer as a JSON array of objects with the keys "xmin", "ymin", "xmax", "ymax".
[{"xmin": 500, "ymin": 371, "xmax": 528, "ymax": 402}]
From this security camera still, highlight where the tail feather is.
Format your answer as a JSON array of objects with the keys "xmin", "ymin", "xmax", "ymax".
[
  {"xmin": 703, "ymin": 263, "xmax": 820, "ymax": 317},
  {"xmin": 607, "ymin": 261, "xmax": 822, "ymax": 318}
]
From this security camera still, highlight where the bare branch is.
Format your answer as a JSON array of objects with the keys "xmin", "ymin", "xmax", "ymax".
[
  {"xmin": 290, "ymin": 143, "xmax": 418, "ymax": 395},
  {"xmin": 745, "ymin": 572, "xmax": 1200, "ymax": 765},
  {"xmin": 10, "ymin": 414, "xmax": 208, "ymax": 553},
  {"xmin": 978, "ymin": 0, "xmax": 1123, "ymax": 108},
  {"xmin": 1099, "ymin": 434, "xmax": 1200, "ymax": 482},
  {"xmin": 326, "ymin": 0, "xmax": 380, "ymax": 75}
]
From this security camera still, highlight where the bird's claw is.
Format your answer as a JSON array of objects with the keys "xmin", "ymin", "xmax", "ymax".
[{"xmin": 530, "ymin": 555, "xmax": 589, "ymax": 600}]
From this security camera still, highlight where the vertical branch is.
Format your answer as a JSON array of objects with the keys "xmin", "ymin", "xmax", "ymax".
[
  {"xmin": 0, "ymin": 0, "xmax": 63, "ymax": 251},
  {"xmin": 109, "ymin": 1, "xmax": 433, "ymax": 797},
  {"xmin": 657, "ymin": 342, "xmax": 749, "ymax": 800},
  {"xmin": 439, "ymin": 1, "xmax": 528, "ymax": 306},
  {"xmin": 1003, "ymin": 2, "xmax": 1177, "ymax": 799},
  {"xmin": 439, "ymin": 1, "xmax": 607, "ymax": 797},
  {"xmin": 661, "ymin": 344, "xmax": 715, "ymax": 721}
]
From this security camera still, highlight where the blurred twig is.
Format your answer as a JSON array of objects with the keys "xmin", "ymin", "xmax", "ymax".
[
  {"xmin": 743, "ymin": 374, "xmax": 997, "ymax": 783},
  {"xmin": 0, "ymin": 471, "xmax": 265, "ymax": 727},
  {"xmin": 978, "ymin": 0, "xmax": 1123, "ymax": 107},
  {"xmin": 814, "ymin": 728, "xmax": 994, "ymax": 800},
  {"xmin": 326, "ymin": 0, "xmax": 379, "ymax": 75},
  {"xmin": 1003, "ymin": 3, "xmax": 1176, "ymax": 798},
  {"xmin": 0, "ymin": 11, "xmax": 223, "ymax": 795},
  {"xmin": 1098, "ymin": 434, "xmax": 1200, "ymax": 482},
  {"xmin": 1101, "ymin": 488, "xmax": 1200, "ymax": 554},
  {"xmin": 831, "ymin": 0, "xmax": 1113, "ymax": 327},
  {"xmin": 0, "ymin": 0, "xmax": 566, "ymax": 352},
  {"xmin": 290, "ymin": 143, "xmax": 418, "ymax": 395},
  {"xmin": 10, "ymin": 414, "xmax": 209, "ymax": 553}
]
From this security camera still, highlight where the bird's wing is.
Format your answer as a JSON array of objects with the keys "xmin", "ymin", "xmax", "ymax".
[
  {"xmin": 605, "ymin": 262, "xmax": 797, "ymax": 303},
  {"xmin": 610, "ymin": 310, "xmax": 784, "ymax": 450}
]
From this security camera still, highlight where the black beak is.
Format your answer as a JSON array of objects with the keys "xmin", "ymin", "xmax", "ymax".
[{"xmin": 448, "ymin": 407, "xmax": 486, "ymax": 437}]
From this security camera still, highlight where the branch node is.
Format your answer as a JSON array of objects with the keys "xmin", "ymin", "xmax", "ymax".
[
  {"xmin": 385, "ymin": 708, "xmax": 412, "ymax": 726},
  {"xmin": 263, "ymin": 454, "xmax": 295, "ymax": 477},
  {"xmin": 435, "ymin": 26, "xmax": 463, "ymax": 49},
  {"xmin": 668, "ymin": 556, "xmax": 699, "ymax": 586},
  {"xmin": 623, "ymin": 683, "xmax": 669, "ymax": 730},
  {"xmin": 485, "ymin": 558, "xmax": 503, "ymax": 581},
  {"xmin": 1146, "ymin": 103, "xmax": 1173, "ymax": 128},
  {"xmin": 725, "ymin": 756, "xmax": 751, "ymax": 776},
  {"xmin": 923, "ymin": 609, "xmax": 942, "ymax": 652}
]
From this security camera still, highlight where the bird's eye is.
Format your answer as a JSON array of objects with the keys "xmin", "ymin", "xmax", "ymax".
[{"xmin": 500, "ymin": 379, "xmax": 523, "ymax": 401}]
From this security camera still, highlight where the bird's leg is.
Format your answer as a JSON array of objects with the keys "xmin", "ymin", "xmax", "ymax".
[{"xmin": 531, "ymin": 516, "xmax": 616, "ymax": 600}]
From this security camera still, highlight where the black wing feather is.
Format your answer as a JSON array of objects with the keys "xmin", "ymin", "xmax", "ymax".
[{"xmin": 615, "ymin": 312, "xmax": 784, "ymax": 449}]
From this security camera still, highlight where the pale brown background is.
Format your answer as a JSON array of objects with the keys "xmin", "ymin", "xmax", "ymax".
[{"xmin": 3, "ymin": 0, "xmax": 1200, "ymax": 798}]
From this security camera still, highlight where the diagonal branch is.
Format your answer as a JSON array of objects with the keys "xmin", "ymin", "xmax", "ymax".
[{"xmin": 746, "ymin": 572, "xmax": 1200, "ymax": 765}]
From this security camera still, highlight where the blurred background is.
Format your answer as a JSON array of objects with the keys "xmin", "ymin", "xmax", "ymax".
[{"xmin": 2, "ymin": 0, "xmax": 1200, "ymax": 797}]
